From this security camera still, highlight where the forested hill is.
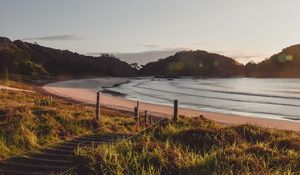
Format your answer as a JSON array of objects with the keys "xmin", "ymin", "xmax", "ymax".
[
  {"xmin": 2, "ymin": 36, "xmax": 300, "ymax": 78},
  {"xmin": 139, "ymin": 50, "xmax": 245, "ymax": 77},
  {"xmin": 0, "ymin": 37, "xmax": 137, "ymax": 77},
  {"xmin": 245, "ymin": 44, "xmax": 300, "ymax": 78}
]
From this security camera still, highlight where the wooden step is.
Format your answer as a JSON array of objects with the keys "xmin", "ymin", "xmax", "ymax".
[
  {"xmin": 41, "ymin": 147, "xmax": 74, "ymax": 155},
  {"xmin": 8, "ymin": 156, "xmax": 78, "ymax": 167},
  {"xmin": 0, "ymin": 133, "xmax": 128, "ymax": 175},
  {"xmin": 29, "ymin": 152, "xmax": 76, "ymax": 161}
]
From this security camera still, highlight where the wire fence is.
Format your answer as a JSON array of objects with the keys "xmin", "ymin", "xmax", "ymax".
[
  {"xmin": 0, "ymin": 87, "xmax": 169, "ymax": 174},
  {"xmin": 0, "ymin": 74, "xmax": 174, "ymax": 174},
  {"xmin": 0, "ymin": 80, "xmax": 171, "ymax": 136},
  {"xmin": 0, "ymin": 88, "xmax": 172, "ymax": 122},
  {"xmin": 0, "ymin": 125, "xmax": 110, "ymax": 162},
  {"xmin": 60, "ymin": 117, "xmax": 167, "ymax": 175},
  {"xmin": 0, "ymin": 73, "xmax": 175, "ymax": 118}
]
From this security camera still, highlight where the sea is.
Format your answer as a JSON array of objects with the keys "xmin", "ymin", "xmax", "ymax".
[{"xmin": 107, "ymin": 78, "xmax": 300, "ymax": 121}]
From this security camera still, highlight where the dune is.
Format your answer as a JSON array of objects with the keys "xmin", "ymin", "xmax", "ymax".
[{"xmin": 43, "ymin": 78, "xmax": 300, "ymax": 131}]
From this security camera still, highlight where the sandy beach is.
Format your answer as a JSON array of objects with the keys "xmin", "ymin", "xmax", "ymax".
[{"xmin": 43, "ymin": 78, "xmax": 300, "ymax": 131}]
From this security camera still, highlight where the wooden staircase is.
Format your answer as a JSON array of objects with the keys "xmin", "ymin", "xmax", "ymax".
[{"xmin": 0, "ymin": 134, "xmax": 129, "ymax": 175}]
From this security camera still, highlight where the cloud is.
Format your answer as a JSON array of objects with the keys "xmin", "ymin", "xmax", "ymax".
[
  {"xmin": 135, "ymin": 42, "xmax": 207, "ymax": 50},
  {"xmin": 22, "ymin": 35, "xmax": 81, "ymax": 41},
  {"xmin": 136, "ymin": 44, "xmax": 161, "ymax": 49}
]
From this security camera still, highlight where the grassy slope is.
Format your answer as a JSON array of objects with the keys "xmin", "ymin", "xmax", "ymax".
[
  {"xmin": 2, "ymin": 79, "xmax": 300, "ymax": 174},
  {"xmin": 0, "ymin": 80, "xmax": 138, "ymax": 159},
  {"xmin": 76, "ymin": 117, "xmax": 300, "ymax": 175}
]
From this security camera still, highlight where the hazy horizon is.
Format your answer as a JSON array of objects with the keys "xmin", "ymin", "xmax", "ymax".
[{"xmin": 1, "ymin": 0, "xmax": 300, "ymax": 64}]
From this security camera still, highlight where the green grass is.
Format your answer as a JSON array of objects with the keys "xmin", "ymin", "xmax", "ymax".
[
  {"xmin": 76, "ymin": 117, "xmax": 300, "ymax": 175},
  {"xmin": 2, "ymin": 80, "xmax": 300, "ymax": 174},
  {"xmin": 0, "ymin": 81, "xmax": 139, "ymax": 159}
]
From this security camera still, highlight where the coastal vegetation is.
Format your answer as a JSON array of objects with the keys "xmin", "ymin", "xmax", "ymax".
[
  {"xmin": 0, "ymin": 37, "xmax": 137, "ymax": 77},
  {"xmin": 2, "ymin": 36, "xmax": 300, "ymax": 78},
  {"xmin": 0, "ymin": 80, "xmax": 300, "ymax": 174},
  {"xmin": 76, "ymin": 117, "xmax": 300, "ymax": 175},
  {"xmin": 140, "ymin": 45, "xmax": 300, "ymax": 78},
  {"xmin": 139, "ymin": 50, "xmax": 245, "ymax": 77},
  {"xmin": 2, "ymin": 36, "xmax": 300, "ymax": 174},
  {"xmin": 0, "ymin": 80, "xmax": 138, "ymax": 159},
  {"xmin": 245, "ymin": 44, "xmax": 300, "ymax": 77}
]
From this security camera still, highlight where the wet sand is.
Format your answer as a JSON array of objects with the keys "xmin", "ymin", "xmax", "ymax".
[{"xmin": 43, "ymin": 78, "xmax": 300, "ymax": 131}]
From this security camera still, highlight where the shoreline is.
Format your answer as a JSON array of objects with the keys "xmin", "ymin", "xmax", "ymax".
[{"xmin": 43, "ymin": 78, "xmax": 300, "ymax": 132}]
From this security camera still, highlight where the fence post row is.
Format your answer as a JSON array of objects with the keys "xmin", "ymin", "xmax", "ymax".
[
  {"xmin": 95, "ymin": 92, "xmax": 179, "ymax": 124},
  {"xmin": 173, "ymin": 99, "xmax": 178, "ymax": 121},
  {"xmin": 96, "ymin": 91, "xmax": 100, "ymax": 121}
]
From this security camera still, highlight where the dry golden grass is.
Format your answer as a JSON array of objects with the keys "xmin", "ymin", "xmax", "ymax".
[
  {"xmin": 76, "ymin": 117, "xmax": 300, "ymax": 175},
  {"xmin": 0, "ymin": 81, "xmax": 139, "ymax": 159}
]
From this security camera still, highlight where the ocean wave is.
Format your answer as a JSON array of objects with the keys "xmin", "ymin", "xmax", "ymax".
[
  {"xmin": 172, "ymin": 84, "xmax": 300, "ymax": 100},
  {"xmin": 110, "ymin": 78, "xmax": 300, "ymax": 120},
  {"xmin": 131, "ymin": 83, "xmax": 300, "ymax": 108},
  {"xmin": 126, "ymin": 89, "xmax": 300, "ymax": 119}
]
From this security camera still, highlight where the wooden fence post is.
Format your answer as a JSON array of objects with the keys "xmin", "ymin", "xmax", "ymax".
[
  {"xmin": 173, "ymin": 99, "xmax": 178, "ymax": 121},
  {"xmin": 134, "ymin": 107, "xmax": 138, "ymax": 120},
  {"xmin": 144, "ymin": 110, "xmax": 148, "ymax": 126},
  {"xmin": 96, "ymin": 91, "xmax": 100, "ymax": 121}
]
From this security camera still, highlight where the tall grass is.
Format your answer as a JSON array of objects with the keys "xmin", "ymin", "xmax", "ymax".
[
  {"xmin": 0, "ymin": 82, "xmax": 138, "ymax": 159},
  {"xmin": 2, "ymin": 80, "xmax": 300, "ymax": 174},
  {"xmin": 76, "ymin": 117, "xmax": 300, "ymax": 175}
]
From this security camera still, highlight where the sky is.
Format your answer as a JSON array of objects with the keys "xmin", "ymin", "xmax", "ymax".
[{"xmin": 1, "ymin": 0, "xmax": 300, "ymax": 65}]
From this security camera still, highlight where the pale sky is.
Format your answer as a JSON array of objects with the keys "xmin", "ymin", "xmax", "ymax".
[{"xmin": 1, "ymin": 0, "xmax": 300, "ymax": 65}]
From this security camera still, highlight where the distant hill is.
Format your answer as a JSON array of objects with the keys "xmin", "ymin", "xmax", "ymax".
[
  {"xmin": 246, "ymin": 44, "xmax": 300, "ymax": 78},
  {"xmin": 0, "ymin": 37, "xmax": 137, "ymax": 77},
  {"xmin": 139, "ymin": 50, "xmax": 245, "ymax": 77},
  {"xmin": 2, "ymin": 35, "xmax": 300, "ymax": 79}
]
